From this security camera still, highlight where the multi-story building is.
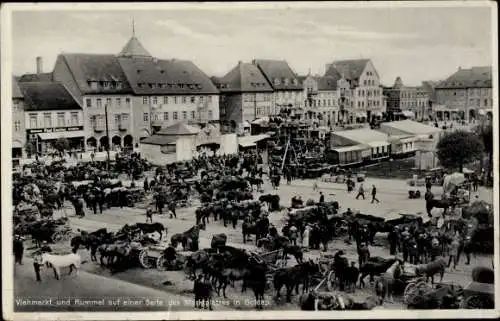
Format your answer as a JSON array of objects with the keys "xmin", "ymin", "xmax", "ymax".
[
  {"xmin": 383, "ymin": 77, "xmax": 431, "ymax": 121},
  {"xmin": 212, "ymin": 61, "xmax": 274, "ymax": 134},
  {"xmin": 12, "ymin": 77, "xmax": 25, "ymax": 161},
  {"xmin": 434, "ymin": 66, "xmax": 492, "ymax": 122},
  {"xmin": 52, "ymin": 54, "xmax": 135, "ymax": 150},
  {"xmin": 115, "ymin": 34, "xmax": 219, "ymax": 139},
  {"xmin": 325, "ymin": 59, "xmax": 385, "ymax": 123},
  {"xmin": 17, "ymin": 81, "xmax": 84, "ymax": 155},
  {"xmin": 252, "ymin": 59, "xmax": 304, "ymax": 115},
  {"xmin": 301, "ymin": 72, "xmax": 351, "ymax": 126}
]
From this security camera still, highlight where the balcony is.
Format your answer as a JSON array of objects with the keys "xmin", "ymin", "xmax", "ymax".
[
  {"xmin": 118, "ymin": 123, "xmax": 128, "ymax": 131},
  {"xmin": 93, "ymin": 125, "xmax": 104, "ymax": 133}
]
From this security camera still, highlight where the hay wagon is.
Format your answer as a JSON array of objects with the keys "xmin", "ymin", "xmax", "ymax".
[{"xmin": 134, "ymin": 241, "xmax": 170, "ymax": 269}]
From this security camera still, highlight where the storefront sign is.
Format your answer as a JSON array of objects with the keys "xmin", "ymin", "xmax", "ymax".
[{"xmin": 27, "ymin": 126, "xmax": 84, "ymax": 135}]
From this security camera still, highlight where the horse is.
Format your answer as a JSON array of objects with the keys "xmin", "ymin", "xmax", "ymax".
[
  {"xmin": 39, "ymin": 251, "xmax": 85, "ymax": 280},
  {"xmin": 415, "ymin": 257, "xmax": 447, "ymax": 284},
  {"xmin": 242, "ymin": 218, "xmax": 269, "ymax": 244},
  {"xmin": 426, "ymin": 199, "xmax": 456, "ymax": 218},
  {"xmin": 171, "ymin": 225, "xmax": 201, "ymax": 251},
  {"xmin": 211, "ymin": 233, "xmax": 227, "ymax": 250},
  {"xmin": 274, "ymin": 260, "xmax": 321, "ymax": 302},
  {"xmin": 359, "ymin": 257, "xmax": 397, "ymax": 288},
  {"xmin": 375, "ymin": 260, "xmax": 402, "ymax": 303},
  {"xmin": 246, "ymin": 177, "xmax": 264, "ymax": 191},
  {"xmin": 132, "ymin": 223, "xmax": 168, "ymax": 240}
]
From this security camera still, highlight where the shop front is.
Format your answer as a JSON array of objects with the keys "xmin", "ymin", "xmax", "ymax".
[{"xmin": 27, "ymin": 126, "xmax": 85, "ymax": 155}]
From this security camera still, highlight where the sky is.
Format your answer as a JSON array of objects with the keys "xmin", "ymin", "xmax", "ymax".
[{"xmin": 9, "ymin": 3, "xmax": 494, "ymax": 86}]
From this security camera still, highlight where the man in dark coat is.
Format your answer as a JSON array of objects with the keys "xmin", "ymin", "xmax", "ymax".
[
  {"xmin": 168, "ymin": 202, "xmax": 176, "ymax": 219},
  {"xmin": 319, "ymin": 192, "xmax": 325, "ymax": 203},
  {"xmin": 13, "ymin": 235, "xmax": 24, "ymax": 265}
]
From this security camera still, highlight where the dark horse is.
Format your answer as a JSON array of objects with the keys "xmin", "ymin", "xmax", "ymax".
[
  {"xmin": 246, "ymin": 177, "xmax": 264, "ymax": 191},
  {"xmin": 359, "ymin": 257, "xmax": 398, "ymax": 288},
  {"xmin": 242, "ymin": 218, "xmax": 269, "ymax": 244},
  {"xmin": 425, "ymin": 199, "xmax": 456, "ymax": 218},
  {"xmin": 132, "ymin": 223, "xmax": 168, "ymax": 240}
]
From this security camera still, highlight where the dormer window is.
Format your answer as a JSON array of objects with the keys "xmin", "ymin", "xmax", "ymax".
[
  {"xmin": 189, "ymin": 84, "xmax": 194, "ymax": 89},
  {"xmin": 158, "ymin": 83, "xmax": 163, "ymax": 88},
  {"xmin": 103, "ymin": 81, "xmax": 109, "ymax": 88},
  {"xmin": 292, "ymin": 79, "xmax": 298, "ymax": 86},
  {"xmin": 137, "ymin": 70, "xmax": 142, "ymax": 74},
  {"xmin": 274, "ymin": 78, "xmax": 280, "ymax": 85},
  {"xmin": 284, "ymin": 78, "xmax": 289, "ymax": 85},
  {"xmin": 196, "ymin": 84, "xmax": 202, "ymax": 89},
  {"xmin": 99, "ymin": 81, "xmax": 104, "ymax": 87},
  {"xmin": 149, "ymin": 83, "xmax": 154, "ymax": 88},
  {"xmin": 178, "ymin": 83, "xmax": 184, "ymax": 89},
  {"xmin": 138, "ymin": 83, "xmax": 144, "ymax": 88}
]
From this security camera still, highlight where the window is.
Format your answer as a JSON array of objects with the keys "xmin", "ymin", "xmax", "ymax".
[
  {"xmin": 190, "ymin": 96, "xmax": 196, "ymax": 103},
  {"xmin": 86, "ymin": 98, "xmax": 92, "ymax": 108},
  {"xmin": 208, "ymin": 110, "xmax": 213, "ymax": 119},
  {"xmin": 173, "ymin": 112, "xmax": 178, "ymax": 120},
  {"xmin": 114, "ymin": 114, "xmax": 121, "ymax": 128},
  {"xmin": 122, "ymin": 114, "xmax": 129, "ymax": 123},
  {"xmin": 484, "ymin": 99, "xmax": 488, "ymax": 106},
  {"xmin": 29, "ymin": 113, "xmax": 37, "ymax": 128},
  {"xmin": 191, "ymin": 111, "xmax": 196, "ymax": 119},
  {"xmin": 163, "ymin": 112, "xmax": 169, "ymax": 120},
  {"xmin": 89, "ymin": 115, "xmax": 96, "ymax": 128},
  {"xmin": 14, "ymin": 120, "xmax": 21, "ymax": 131},
  {"xmin": 125, "ymin": 98, "xmax": 131, "ymax": 107},
  {"xmin": 364, "ymin": 80, "xmax": 367, "ymax": 86},
  {"xmin": 153, "ymin": 114, "xmax": 159, "ymax": 121},
  {"xmin": 71, "ymin": 112, "xmax": 79, "ymax": 126},
  {"xmin": 174, "ymin": 96, "xmax": 178, "ymax": 104},
  {"xmin": 199, "ymin": 96, "xmax": 204, "ymax": 103},
  {"xmin": 96, "ymin": 99, "xmax": 102, "ymax": 108},
  {"xmin": 43, "ymin": 113, "xmax": 52, "ymax": 128},
  {"xmin": 143, "ymin": 113, "xmax": 149, "ymax": 123},
  {"xmin": 163, "ymin": 96, "xmax": 168, "ymax": 104},
  {"xmin": 96, "ymin": 115, "xmax": 104, "ymax": 129},
  {"xmin": 116, "ymin": 98, "xmax": 121, "ymax": 107},
  {"xmin": 208, "ymin": 96, "xmax": 212, "ymax": 103},
  {"xmin": 106, "ymin": 98, "xmax": 112, "ymax": 107},
  {"xmin": 182, "ymin": 111, "xmax": 187, "ymax": 119},
  {"xmin": 57, "ymin": 112, "xmax": 65, "ymax": 127},
  {"xmin": 143, "ymin": 97, "xmax": 149, "ymax": 104},
  {"xmin": 182, "ymin": 96, "xmax": 187, "ymax": 103},
  {"xmin": 152, "ymin": 96, "xmax": 158, "ymax": 105}
]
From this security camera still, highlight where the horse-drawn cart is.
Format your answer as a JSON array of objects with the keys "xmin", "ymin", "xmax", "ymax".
[{"xmin": 461, "ymin": 281, "xmax": 495, "ymax": 309}]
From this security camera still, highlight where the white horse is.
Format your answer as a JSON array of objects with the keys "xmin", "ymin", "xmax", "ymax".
[{"xmin": 39, "ymin": 253, "xmax": 85, "ymax": 280}]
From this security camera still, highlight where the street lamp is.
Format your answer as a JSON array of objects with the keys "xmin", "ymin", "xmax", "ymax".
[{"xmin": 104, "ymin": 103, "xmax": 111, "ymax": 172}]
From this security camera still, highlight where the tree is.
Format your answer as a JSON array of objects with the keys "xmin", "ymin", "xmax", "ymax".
[
  {"xmin": 53, "ymin": 137, "xmax": 70, "ymax": 156},
  {"xmin": 436, "ymin": 130, "xmax": 484, "ymax": 172},
  {"xmin": 24, "ymin": 140, "xmax": 37, "ymax": 158},
  {"xmin": 475, "ymin": 124, "xmax": 493, "ymax": 172}
]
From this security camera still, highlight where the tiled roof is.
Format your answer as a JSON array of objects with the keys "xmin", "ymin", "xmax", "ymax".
[
  {"xmin": 118, "ymin": 57, "xmax": 219, "ymax": 95},
  {"xmin": 332, "ymin": 128, "xmax": 389, "ymax": 145},
  {"xmin": 380, "ymin": 120, "xmax": 442, "ymax": 135},
  {"xmin": 325, "ymin": 59, "xmax": 370, "ymax": 81},
  {"xmin": 435, "ymin": 66, "xmax": 492, "ymax": 89},
  {"xmin": 140, "ymin": 135, "xmax": 176, "ymax": 146},
  {"xmin": 314, "ymin": 75, "xmax": 340, "ymax": 91},
  {"xmin": 214, "ymin": 62, "xmax": 273, "ymax": 93},
  {"xmin": 421, "ymin": 81, "xmax": 437, "ymax": 101},
  {"xmin": 118, "ymin": 36, "xmax": 152, "ymax": 58},
  {"xmin": 18, "ymin": 81, "xmax": 82, "ymax": 111},
  {"xmin": 252, "ymin": 59, "xmax": 302, "ymax": 91},
  {"xmin": 18, "ymin": 73, "xmax": 53, "ymax": 83},
  {"xmin": 156, "ymin": 122, "xmax": 200, "ymax": 136},
  {"xmin": 59, "ymin": 54, "xmax": 133, "ymax": 94},
  {"xmin": 12, "ymin": 76, "xmax": 23, "ymax": 98}
]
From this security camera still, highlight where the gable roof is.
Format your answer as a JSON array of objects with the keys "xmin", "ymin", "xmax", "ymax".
[
  {"xmin": 332, "ymin": 128, "xmax": 389, "ymax": 145},
  {"xmin": 18, "ymin": 81, "xmax": 82, "ymax": 111},
  {"xmin": 436, "ymin": 66, "xmax": 492, "ymax": 89},
  {"xmin": 59, "ymin": 53, "xmax": 133, "ymax": 94},
  {"xmin": 156, "ymin": 122, "xmax": 200, "ymax": 136},
  {"xmin": 215, "ymin": 62, "xmax": 273, "ymax": 93},
  {"xmin": 118, "ymin": 36, "xmax": 152, "ymax": 58},
  {"xmin": 140, "ymin": 135, "xmax": 176, "ymax": 146},
  {"xmin": 380, "ymin": 120, "xmax": 442, "ymax": 135},
  {"xmin": 325, "ymin": 59, "xmax": 370, "ymax": 81},
  {"xmin": 18, "ymin": 73, "xmax": 53, "ymax": 83},
  {"xmin": 12, "ymin": 76, "xmax": 23, "ymax": 99},
  {"xmin": 118, "ymin": 57, "xmax": 219, "ymax": 95},
  {"xmin": 252, "ymin": 59, "xmax": 302, "ymax": 91}
]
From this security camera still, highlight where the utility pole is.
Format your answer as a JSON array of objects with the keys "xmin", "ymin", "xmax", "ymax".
[{"xmin": 104, "ymin": 103, "xmax": 110, "ymax": 172}]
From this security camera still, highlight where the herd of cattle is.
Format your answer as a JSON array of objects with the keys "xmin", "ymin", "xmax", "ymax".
[{"xmin": 12, "ymin": 153, "xmax": 495, "ymax": 310}]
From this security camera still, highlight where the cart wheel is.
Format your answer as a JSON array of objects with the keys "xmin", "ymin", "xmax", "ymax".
[
  {"xmin": 407, "ymin": 294, "xmax": 426, "ymax": 308},
  {"xmin": 52, "ymin": 232, "xmax": 63, "ymax": 243},
  {"xmin": 462, "ymin": 295, "xmax": 494, "ymax": 309},
  {"xmin": 404, "ymin": 283, "xmax": 417, "ymax": 300},
  {"xmin": 139, "ymin": 249, "xmax": 151, "ymax": 269},
  {"xmin": 156, "ymin": 255, "xmax": 166, "ymax": 270}
]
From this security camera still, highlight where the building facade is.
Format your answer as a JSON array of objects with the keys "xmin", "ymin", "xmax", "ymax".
[
  {"xmin": 301, "ymin": 73, "xmax": 352, "ymax": 126},
  {"xmin": 252, "ymin": 59, "xmax": 303, "ymax": 116},
  {"xmin": 383, "ymin": 77, "xmax": 431, "ymax": 121},
  {"xmin": 213, "ymin": 61, "xmax": 274, "ymax": 134},
  {"xmin": 12, "ymin": 77, "xmax": 26, "ymax": 160},
  {"xmin": 17, "ymin": 81, "xmax": 84, "ymax": 155},
  {"xmin": 325, "ymin": 59, "xmax": 385, "ymax": 123},
  {"xmin": 434, "ymin": 66, "xmax": 493, "ymax": 122}
]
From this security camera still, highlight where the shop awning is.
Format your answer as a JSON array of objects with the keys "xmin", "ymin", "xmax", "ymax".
[
  {"xmin": 356, "ymin": 112, "xmax": 367, "ymax": 118},
  {"xmin": 38, "ymin": 130, "xmax": 85, "ymax": 140},
  {"xmin": 402, "ymin": 111, "xmax": 415, "ymax": 118},
  {"xmin": 239, "ymin": 142, "xmax": 257, "ymax": 148},
  {"xmin": 238, "ymin": 134, "xmax": 270, "ymax": 148},
  {"xmin": 333, "ymin": 144, "xmax": 368, "ymax": 153}
]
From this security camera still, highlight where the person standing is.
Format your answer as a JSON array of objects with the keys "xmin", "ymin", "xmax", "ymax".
[
  {"xmin": 146, "ymin": 206, "xmax": 153, "ymax": 223},
  {"xmin": 448, "ymin": 235, "xmax": 460, "ymax": 270},
  {"xmin": 302, "ymin": 225, "xmax": 311, "ymax": 249},
  {"xmin": 168, "ymin": 202, "xmax": 177, "ymax": 219},
  {"xmin": 355, "ymin": 183, "xmax": 365, "ymax": 200},
  {"xmin": 289, "ymin": 224, "xmax": 298, "ymax": 246},
  {"xmin": 319, "ymin": 192, "xmax": 325, "ymax": 203},
  {"xmin": 370, "ymin": 185, "xmax": 380, "ymax": 204},
  {"xmin": 33, "ymin": 252, "xmax": 43, "ymax": 282},
  {"xmin": 13, "ymin": 235, "xmax": 24, "ymax": 265}
]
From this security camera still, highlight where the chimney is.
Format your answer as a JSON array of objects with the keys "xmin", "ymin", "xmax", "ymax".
[
  {"xmin": 238, "ymin": 60, "xmax": 242, "ymax": 65},
  {"xmin": 36, "ymin": 56, "xmax": 43, "ymax": 74}
]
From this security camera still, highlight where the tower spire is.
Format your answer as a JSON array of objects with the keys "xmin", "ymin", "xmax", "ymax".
[{"xmin": 132, "ymin": 16, "xmax": 135, "ymax": 37}]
